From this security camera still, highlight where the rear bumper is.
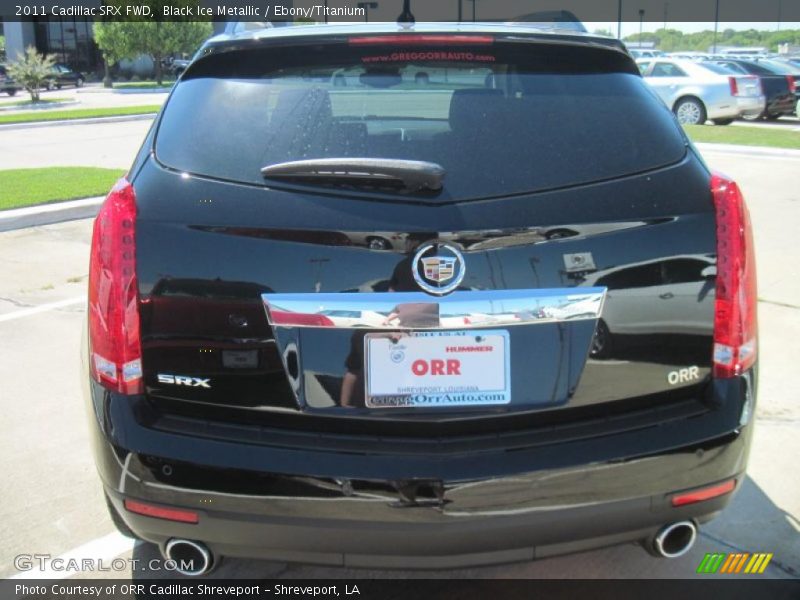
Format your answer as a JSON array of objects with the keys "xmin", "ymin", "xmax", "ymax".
[
  {"xmin": 706, "ymin": 101, "xmax": 740, "ymax": 121},
  {"xmin": 736, "ymin": 95, "xmax": 766, "ymax": 117},
  {"xmin": 104, "ymin": 466, "xmax": 740, "ymax": 569},
  {"xmin": 85, "ymin": 373, "xmax": 754, "ymax": 568}
]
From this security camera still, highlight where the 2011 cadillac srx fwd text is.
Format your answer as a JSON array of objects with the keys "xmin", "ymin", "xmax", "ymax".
[{"xmin": 82, "ymin": 23, "xmax": 758, "ymax": 575}]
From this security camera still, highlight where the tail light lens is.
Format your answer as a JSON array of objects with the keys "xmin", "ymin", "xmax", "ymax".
[
  {"xmin": 88, "ymin": 178, "xmax": 143, "ymax": 394},
  {"xmin": 728, "ymin": 76, "xmax": 739, "ymax": 96},
  {"xmin": 711, "ymin": 173, "xmax": 757, "ymax": 378},
  {"xmin": 786, "ymin": 75, "xmax": 797, "ymax": 94}
]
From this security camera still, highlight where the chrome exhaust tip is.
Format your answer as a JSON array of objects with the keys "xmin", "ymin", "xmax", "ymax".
[
  {"xmin": 164, "ymin": 539, "xmax": 213, "ymax": 576},
  {"xmin": 651, "ymin": 521, "xmax": 698, "ymax": 558}
]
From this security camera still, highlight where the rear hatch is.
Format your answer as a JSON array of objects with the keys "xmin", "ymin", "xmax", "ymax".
[{"xmin": 133, "ymin": 31, "xmax": 716, "ymax": 433}]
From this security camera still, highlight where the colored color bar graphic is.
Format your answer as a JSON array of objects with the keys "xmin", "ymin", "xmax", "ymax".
[{"xmin": 699, "ymin": 552, "xmax": 773, "ymax": 575}]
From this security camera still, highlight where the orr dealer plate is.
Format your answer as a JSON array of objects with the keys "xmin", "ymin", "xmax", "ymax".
[{"xmin": 364, "ymin": 329, "xmax": 511, "ymax": 408}]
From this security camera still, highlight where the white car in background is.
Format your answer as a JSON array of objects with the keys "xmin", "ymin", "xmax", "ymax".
[
  {"xmin": 584, "ymin": 255, "xmax": 716, "ymax": 357},
  {"xmin": 628, "ymin": 49, "xmax": 665, "ymax": 59},
  {"xmin": 637, "ymin": 58, "xmax": 765, "ymax": 124}
]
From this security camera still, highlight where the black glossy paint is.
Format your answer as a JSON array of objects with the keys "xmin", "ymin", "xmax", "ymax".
[
  {"xmin": 133, "ymin": 151, "xmax": 717, "ymax": 419},
  {"xmin": 84, "ymin": 24, "xmax": 755, "ymax": 567}
]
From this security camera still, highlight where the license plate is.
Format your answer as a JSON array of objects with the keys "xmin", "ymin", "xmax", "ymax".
[{"xmin": 364, "ymin": 330, "xmax": 510, "ymax": 408}]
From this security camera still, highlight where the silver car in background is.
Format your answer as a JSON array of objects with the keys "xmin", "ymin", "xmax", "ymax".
[{"xmin": 637, "ymin": 58, "xmax": 765, "ymax": 125}]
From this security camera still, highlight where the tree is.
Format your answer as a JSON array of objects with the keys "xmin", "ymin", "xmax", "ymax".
[
  {"xmin": 624, "ymin": 27, "xmax": 800, "ymax": 53},
  {"xmin": 94, "ymin": 5, "xmax": 211, "ymax": 86},
  {"xmin": 0, "ymin": 35, "xmax": 6, "ymax": 61},
  {"xmin": 7, "ymin": 46, "xmax": 56, "ymax": 103},
  {"xmin": 129, "ymin": 19, "xmax": 212, "ymax": 85},
  {"xmin": 93, "ymin": 21, "xmax": 136, "ymax": 88}
]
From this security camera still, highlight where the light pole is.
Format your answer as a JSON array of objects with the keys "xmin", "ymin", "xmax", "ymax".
[
  {"xmin": 663, "ymin": 2, "xmax": 668, "ymax": 30},
  {"xmin": 617, "ymin": 0, "xmax": 622, "ymax": 39},
  {"xmin": 638, "ymin": 9, "xmax": 645, "ymax": 42},
  {"xmin": 712, "ymin": 0, "xmax": 720, "ymax": 53},
  {"xmin": 466, "ymin": 0, "xmax": 476, "ymax": 22},
  {"xmin": 777, "ymin": 0, "xmax": 783, "ymax": 31}
]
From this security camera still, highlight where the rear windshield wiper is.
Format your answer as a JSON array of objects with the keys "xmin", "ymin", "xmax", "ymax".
[{"xmin": 261, "ymin": 158, "xmax": 445, "ymax": 194}]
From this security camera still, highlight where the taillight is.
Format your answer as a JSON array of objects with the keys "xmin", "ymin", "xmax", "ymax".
[
  {"xmin": 349, "ymin": 34, "xmax": 494, "ymax": 46},
  {"xmin": 88, "ymin": 178, "xmax": 143, "ymax": 394},
  {"xmin": 711, "ymin": 173, "xmax": 757, "ymax": 378},
  {"xmin": 787, "ymin": 75, "xmax": 797, "ymax": 94},
  {"xmin": 728, "ymin": 76, "xmax": 739, "ymax": 96}
]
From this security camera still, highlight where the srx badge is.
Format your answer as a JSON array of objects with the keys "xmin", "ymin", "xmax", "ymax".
[{"xmin": 157, "ymin": 374, "xmax": 211, "ymax": 388}]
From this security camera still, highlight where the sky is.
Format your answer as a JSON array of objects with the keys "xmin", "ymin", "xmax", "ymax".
[
  {"xmin": 586, "ymin": 21, "xmax": 800, "ymax": 38},
  {"xmin": 311, "ymin": 0, "xmax": 800, "ymax": 36}
]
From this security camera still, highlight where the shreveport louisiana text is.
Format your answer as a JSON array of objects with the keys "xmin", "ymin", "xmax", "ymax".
[
  {"xmin": 16, "ymin": 584, "xmax": 361, "ymax": 597},
  {"xmin": 17, "ymin": 3, "xmax": 366, "ymax": 18}
]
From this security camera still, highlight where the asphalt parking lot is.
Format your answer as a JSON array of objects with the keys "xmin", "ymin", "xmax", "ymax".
[{"xmin": 0, "ymin": 139, "xmax": 798, "ymax": 580}]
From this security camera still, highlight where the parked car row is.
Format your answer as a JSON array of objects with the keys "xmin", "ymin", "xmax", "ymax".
[
  {"xmin": 637, "ymin": 56, "xmax": 798, "ymax": 123},
  {"xmin": 712, "ymin": 58, "xmax": 797, "ymax": 120},
  {"xmin": 637, "ymin": 58, "xmax": 766, "ymax": 124}
]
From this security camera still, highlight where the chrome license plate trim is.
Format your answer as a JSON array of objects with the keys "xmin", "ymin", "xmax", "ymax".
[{"xmin": 263, "ymin": 288, "xmax": 606, "ymax": 330}]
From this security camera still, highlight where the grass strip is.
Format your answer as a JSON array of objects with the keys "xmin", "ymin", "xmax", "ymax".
[
  {"xmin": 684, "ymin": 124, "xmax": 800, "ymax": 150},
  {"xmin": 0, "ymin": 167, "xmax": 124, "ymax": 210},
  {"xmin": 0, "ymin": 104, "xmax": 160, "ymax": 125}
]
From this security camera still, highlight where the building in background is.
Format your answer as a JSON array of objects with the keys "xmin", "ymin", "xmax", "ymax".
[{"xmin": 3, "ymin": 18, "xmax": 101, "ymax": 73}]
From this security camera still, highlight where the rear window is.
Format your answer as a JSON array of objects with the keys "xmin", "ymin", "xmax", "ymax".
[
  {"xmin": 156, "ymin": 40, "xmax": 685, "ymax": 201},
  {"xmin": 736, "ymin": 61, "xmax": 776, "ymax": 76},
  {"xmin": 650, "ymin": 62, "xmax": 688, "ymax": 77},
  {"xmin": 699, "ymin": 63, "xmax": 735, "ymax": 75},
  {"xmin": 756, "ymin": 60, "xmax": 795, "ymax": 75}
]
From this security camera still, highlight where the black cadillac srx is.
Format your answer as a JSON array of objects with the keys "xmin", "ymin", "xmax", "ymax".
[{"xmin": 83, "ymin": 23, "xmax": 758, "ymax": 575}]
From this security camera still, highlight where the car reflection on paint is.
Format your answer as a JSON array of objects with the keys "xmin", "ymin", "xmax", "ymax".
[
  {"xmin": 319, "ymin": 309, "xmax": 389, "ymax": 328},
  {"xmin": 542, "ymin": 295, "xmax": 604, "ymax": 321},
  {"xmin": 583, "ymin": 255, "xmax": 716, "ymax": 358}
]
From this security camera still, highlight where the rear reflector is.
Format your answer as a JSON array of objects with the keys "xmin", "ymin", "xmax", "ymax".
[
  {"xmin": 349, "ymin": 34, "xmax": 494, "ymax": 46},
  {"xmin": 671, "ymin": 479, "xmax": 736, "ymax": 507},
  {"xmin": 88, "ymin": 178, "xmax": 143, "ymax": 394},
  {"xmin": 124, "ymin": 499, "xmax": 199, "ymax": 524},
  {"xmin": 711, "ymin": 173, "xmax": 757, "ymax": 378}
]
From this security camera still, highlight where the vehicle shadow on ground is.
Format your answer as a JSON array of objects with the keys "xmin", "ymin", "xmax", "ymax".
[{"xmin": 128, "ymin": 475, "xmax": 798, "ymax": 580}]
